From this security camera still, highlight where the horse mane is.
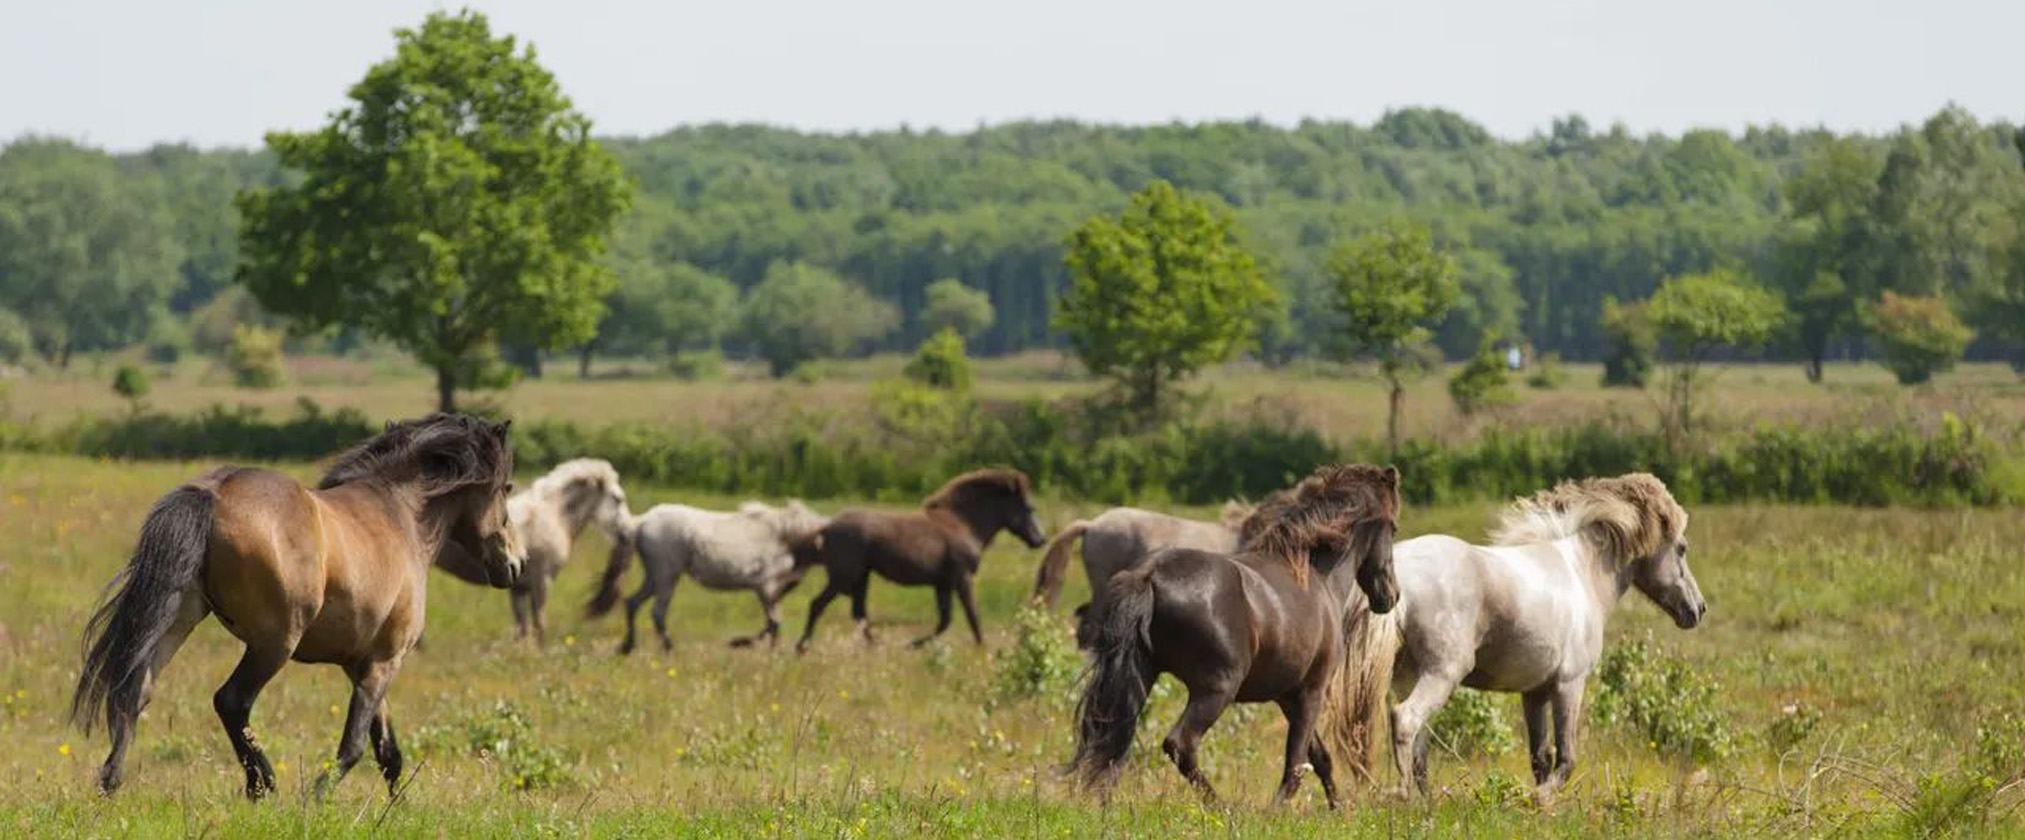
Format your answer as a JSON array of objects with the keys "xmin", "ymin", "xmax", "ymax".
[
  {"xmin": 1218, "ymin": 500, "xmax": 1255, "ymax": 531},
  {"xmin": 317, "ymin": 413, "xmax": 513, "ymax": 496},
  {"xmin": 924, "ymin": 468, "xmax": 1032, "ymax": 510},
  {"xmin": 1237, "ymin": 464, "xmax": 1400, "ymax": 584},
  {"xmin": 1489, "ymin": 473, "xmax": 1685, "ymax": 564},
  {"xmin": 531, "ymin": 458, "xmax": 618, "ymax": 498}
]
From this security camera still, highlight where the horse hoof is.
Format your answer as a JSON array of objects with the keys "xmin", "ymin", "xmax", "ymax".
[{"xmin": 728, "ymin": 636, "xmax": 755, "ymax": 649}]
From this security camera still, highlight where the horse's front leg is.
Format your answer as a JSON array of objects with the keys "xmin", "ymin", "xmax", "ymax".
[
  {"xmin": 1540, "ymin": 678, "xmax": 1585, "ymax": 801},
  {"xmin": 911, "ymin": 583, "xmax": 954, "ymax": 647},
  {"xmin": 1390, "ymin": 669, "xmax": 1460, "ymax": 797},
  {"xmin": 367, "ymin": 697, "xmax": 403, "ymax": 796},
  {"xmin": 315, "ymin": 658, "xmax": 401, "ymax": 800},
  {"xmin": 952, "ymin": 571, "xmax": 985, "ymax": 646},
  {"xmin": 1274, "ymin": 690, "xmax": 1324, "ymax": 806},
  {"xmin": 1522, "ymin": 687, "xmax": 1554, "ymax": 789},
  {"xmin": 214, "ymin": 643, "xmax": 292, "ymax": 800},
  {"xmin": 731, "ymin": 586, "xmax": 780, "ymax": 648}
]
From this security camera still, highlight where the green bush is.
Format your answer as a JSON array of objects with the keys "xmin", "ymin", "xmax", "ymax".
[
  {"xmin": 904, "ymin": 328, "xmax": 972, "ymax": 392},
  {"xmin": 112, "ymin": 365, "xmax": 150, "ymax": 404},
  {"xmin": 1591, "ymin": 637, "xmax": 1734, "ymax": 764},
  {"xmin": 1600, "ymin": 298, "xmax": 1654, "ymax": 388},
  {"xmin": 1867, "ymin": 291, "xmax": 1972, "ymax": 385},
  {"xmin": 989, "ymin": 606, "xmax": 1080, "ymax": 709},
  {"xmin": 667, "ymin": 349, "xmax": 725, "ymax": 381},
  {"xmin": 1428, "ymin": 687, "xmax": 1518, "ymax": 757},
  {"xmin": 1447, "ymin": 348, "xmax": 1515, "ymax": 416},
  {"xmin": 1524, "ymin": 352, "xmax": 1567, "ymax": 389},
  {"xmin": 413, "ymin": 701, "xmax": 573, "ymax": 792},
  {"xmin": 0, "ymin": 308, "xmax": 29, "ymax": 366},
  {"xmin": 225, "ymin": 324, "xmax": 286, "ymax": 388}
]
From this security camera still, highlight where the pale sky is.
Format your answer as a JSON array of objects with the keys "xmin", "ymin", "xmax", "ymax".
[{"xmin": 4, "ymin": 0, "xmax": 2018, "ymax": 151}]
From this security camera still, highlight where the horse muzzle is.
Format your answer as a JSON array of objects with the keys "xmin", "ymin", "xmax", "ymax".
[{"xmin": 1673, "ymin": 599, "xmax": 1706, "ymax": 629}]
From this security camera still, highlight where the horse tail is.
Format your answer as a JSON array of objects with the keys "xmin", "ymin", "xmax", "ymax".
[
  {"xmin": 585, "ymin": 516, "xmax": 641, "ymax": 618},
  {"xmin": 1319, "ymin": 601, "xmax": 1401, "ymax": 784},
  {"xmin": 1030, "ymin": 519, "xmax": 1089, "ymax": 608},
  {"xmin": 1069, "ymin": 563, "xmax": 1157, "ymax": 790},
  {"xmin": 71, "ymin": 483, "xmax": 217, "ymax": 735}
]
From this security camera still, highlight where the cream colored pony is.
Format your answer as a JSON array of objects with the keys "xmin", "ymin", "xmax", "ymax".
[
  {"xmin": 437, "ymin": 458, "xmax": 631, "ymax": 643},
  {"xmin": 1322, "ymin": 473, "xmax": 1705, "ymax": 800}
]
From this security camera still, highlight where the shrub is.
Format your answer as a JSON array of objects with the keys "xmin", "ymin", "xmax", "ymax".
[
  {"xmin": 1448, "ymin": 348, "xmax": 1515, "ymax": 416},
  {"xmin": 111, "ymin": 365, "xmax": 150, "ymax": 404},
  {"xmin": 1428, "ymin": 687, "xmax": 1518, "ymax": 757},
  {"xmin": 904, "ymin": 328, "xmax": 972, "ymax": 392},
  {"xmin": 1766, "ymin": 701, "xmax": 1821, "ymax": 754},
  {"xmin": 989, "ymin": 607, "xmax": 1080, "ymax": 708},
  {"xmin": 1600, "ymin": 297, "xmax": 1654, "ymax": 388},
  {"xmin": 1867, "ymin": 291, "xmax": 1972, "ymax": 385},
  {"xmin": 413, "ymin": 701, "xmax": 573, "ymax": 792},
  {"xmin": 667, "ymin": 349, "xmax": 725, "ymax": 381},
  {"xmin": 0, "ymin": 307, "xmax": 29, "ymax": 365},
  {"xmin": 1591, "ymin": 636, "xmax": 1734, "ymax": 764},
  {"xmin": 225, "ymin": 324, "xmax": 286, "ymax": 388},
  {"xmin": 1525, "ymin": 352, "xmax": 1567, "ymax": 389}
]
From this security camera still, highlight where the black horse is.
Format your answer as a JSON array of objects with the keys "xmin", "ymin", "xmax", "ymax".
[{"xmin": 1069, "ymin": 464, "xmax": 1401, "ymax": 808}]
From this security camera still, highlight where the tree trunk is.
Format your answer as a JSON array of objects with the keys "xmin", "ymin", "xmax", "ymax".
[
  {"xmin": 436, "ymin": 365, "xmax": 457, "ymax": 414},
  {"xmin": 57, "ymin": 342, "xmax": 72, "ymax": 369},
  {"xmin": 578, "ymin": 343, "xmax": 595, "ymax": 379},
  {"xmin": 1386, "ymin": 377, "xmax": 1404, "ymax": 454},
  {"xmin": 1805, "ymin": 352, "xmax": 1823, "ymax": 384}
]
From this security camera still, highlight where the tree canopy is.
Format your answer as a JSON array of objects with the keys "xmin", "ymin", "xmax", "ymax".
[
  {"xmin": 738, "ymin": 261, "xmax": 898, "ymax": 377},
  {"xmin": 1328, "ymin": 222, "xmax": 1461, "ymax": 448}
]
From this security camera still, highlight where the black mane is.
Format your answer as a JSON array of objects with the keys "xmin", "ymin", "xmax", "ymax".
[{"xmin": 317, "ymin": 413, "xmax": 513, "ymax": 495}]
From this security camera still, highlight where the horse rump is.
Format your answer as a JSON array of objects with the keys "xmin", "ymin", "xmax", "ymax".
[
  {"xmin": 71, "ymin": 482, "xmax": 217, "ymax": 735},
  {"xmin": 1030, "ymin": 519, "xmax": 1089, "ymax": 607},
  {"xmin": 1069, "ymin": 565, "xmax": 1157, "ymax": 790}
]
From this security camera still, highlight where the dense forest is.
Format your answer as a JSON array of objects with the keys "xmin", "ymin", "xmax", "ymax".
[{"xmin": 3, "ymin": 106, "xmax": 2022, "ymax": 370}]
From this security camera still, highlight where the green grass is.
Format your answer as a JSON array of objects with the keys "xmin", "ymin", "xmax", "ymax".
[{"xmin": 1, "ymin": 453, "xmax": 2022, "ymax": 837}]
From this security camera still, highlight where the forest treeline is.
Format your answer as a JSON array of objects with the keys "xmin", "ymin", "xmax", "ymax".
[{"xmin": 3, "ymin": 105, "xmax": 2022, "ymax": 369}]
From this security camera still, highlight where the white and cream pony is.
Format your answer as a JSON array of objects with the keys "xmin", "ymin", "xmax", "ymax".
[
  {"xmin": 586, "ymin": 500, "xmax": 828, "ymax": 652},
  {"xmin": 437, "ymin": 458, "xmax": 632, "ymax": 644},
  {"xmin": 1325, "ymin": 473, "xmax": 1706, "ymax": 800}
]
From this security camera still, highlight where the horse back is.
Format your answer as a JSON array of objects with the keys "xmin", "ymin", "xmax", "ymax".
[{"xmin": 821, "ymin": 509, "xmax": 954, "ymax": 584}]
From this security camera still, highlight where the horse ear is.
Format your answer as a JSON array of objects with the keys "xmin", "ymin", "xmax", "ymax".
[
  {"xmin": 493, "ymin": 419, "xmax": 513, "ymax": 436},
  {"xmin": 1382, "ymin": 465, "xmax": 1400, "ymax": 486},
  {"xmin": 384, "ymin": 420, "xmax": 398, "ymax": 433}
]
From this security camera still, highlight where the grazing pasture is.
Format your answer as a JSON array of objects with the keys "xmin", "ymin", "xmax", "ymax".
[{"xmin": 0, "ymin": 453, "xmax": 2020, "ymax": 837}]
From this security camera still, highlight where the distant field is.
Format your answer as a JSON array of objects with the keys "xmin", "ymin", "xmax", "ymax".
[
  {"xmin": 6, "ymin": 353, "xmax": 2024, "ymax": 445},
  {"xmin": 1, "ymin": 454, "xmax": 2019, "ymax": 837}
]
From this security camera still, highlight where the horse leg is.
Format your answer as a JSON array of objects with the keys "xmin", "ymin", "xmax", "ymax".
[
  {"xmin": 1161, "ymin": 685, "xmax": 1235, "ymax": 803},
  {"xmin": 1522, "ymin": 687, "xmax": 1554, "ymax": 788},
  {"xmin": 619, "ymin": 576, "xmax": 654, "ymax": 655},
  {"xmin": 796, "ymin": 580, "xmax": 845, "ymax": 654},
  {"xmin": 510, "ymin": 587, "xmax": 532, "ymax": 642},
  {"xmin": 1274, "ymin": 690, "xmax": 1322, "ymax": 806},
  {"xmin": 1540, "ymin": 678, "xmax": 1585, "ymax": 800},
  {"xmin": 1307, "ymin": 738, "xmax": 1340, "ymax": 810},
  {"xmin": 849, "ymin": 577, "xmax": 875, "ymax": 646},
  {"xmin": 912, "ymin": 583, "xmax": 954, "ymax": 648},
  {"xmin": 1390, "ymin": 669, "xmax": 1460, "ymax": 797},
  {"xmin": 527, "ymin": 574, "xmax": 551, "ymax": 646},
  {"xmin": 98, "ymin": 594, "xmax": 208, "ymax": 795},
  {"xmin": 730, "ymin": 588, "xmax": 776, "ymax": 648},
  {"xmin": 759, "ymin": 588, "xmax": 785, "ymax": 647},
  {"xmin": 367, "ymin": 698, "xmax": 403, "ymax": 796},
  {"xmin": 953, "ymin": 571, "xmax": 985, "ymax": 646},
  {"xmin": 649, "ymin": 573, "xmax": 679, "ymax": 652},
  {"xmin": 315, "ymin": 658, "xmax": 400, "ymax": 800},
  {"xmin": 213, "ymin": 644, "xmax": 291, "ymax": 800}
]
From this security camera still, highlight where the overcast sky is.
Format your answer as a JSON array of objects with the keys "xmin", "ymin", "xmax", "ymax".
[{"xmin": 4, "ymin": 0, "xmax": 2018, "ymax": 151}]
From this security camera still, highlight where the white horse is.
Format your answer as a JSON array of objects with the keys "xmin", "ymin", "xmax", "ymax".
[
  {"xmin": 586, "ymin": 500, "xmax": 828, "ymax": 652},
  {"xmin": 437, "ymin": 458, "xmax": 631, "ymax": 643},
  {"xmin": 1029, "ymin": 503, "xmax": 1250, "ymax": 641},
  {"xmin": 1343, "ymin": 473, "xmax": 1706, "ymax": 800}
]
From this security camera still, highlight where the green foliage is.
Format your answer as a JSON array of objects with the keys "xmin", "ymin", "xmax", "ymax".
[
  {"xmin": 919, "ymin": 278, "xmax": 995, "ymax": 339},
  {"xmin": 0, "ymin": 138, "xmax": 182, "ymax": 363},
  {"xmin": 1600, "ymin": 298, "xmax": 1655, "ymax": 388},
  {"xmin": 1866, "ymin": 291, "xmax": 1973, "ymax": 385},
  {"xmin": 738, "ymin": 261, "xmax": 897, "ymax": 377},
  {"xmin": 1057, "ymin": 180, "xmax": 1274, "ymax": 419},
  {"xmin": 0, "ymin": 308, "xmax": 30, "ymax": 365},
  {"xmin": 904, "ymin": 328, "xmax": 972, "ymax": 391},
  {"xmin": 1329, "ymin": 222, "xmax": 1460, "ymax": 447},
  {"xmin": 594, "ymin": 259, "xmax": 736, "ymax": 360},
  {"xmin": 1448, "ymin": 348, "xmax": 1515, "ymax": 416},
  {"xmin": 224, "ymin": 324, "xmax": 286, "ymax": 389},
  {"xmin": 1591, "ymin": 638, "xmax": 1735, "ymax": 764},
  {"xmin": 666, "ymin": 349, "xmax": 726, "ymax": 381},
  {"xmin": 414, "ymin": 701, "xmax": 573, "ymax": 792},
  {"xmin": 1524, "ymin": 352, "xmax": 1567, "ymax": 390},
  {"xmin": 1428, "ymin": 688, "xmax": 1518, "ymax": 758},
  {"xmin": 1766, "ymin": 701, "xmax": 1821, "ymax": 754},
  {"xmin": 111, "ymin": 365, "xmax": 149, "ymax": 403},
  {"xmin": 235, "ymin": 9, "xmax": 630, "ymax": 410},
  {"xmin": 989, "ymin": 607, "xmax": 1080, "ymax": 709},
  {"xmin": 1777, "ymin": 137, "xmax": 1884, "ymax": 381}
]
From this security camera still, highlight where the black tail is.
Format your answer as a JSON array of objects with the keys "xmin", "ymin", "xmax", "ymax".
[
  {"xmin": 1069, "ymin": 565, "xmax": 1157, "ymax": 790},
  {"xmin": 585, "ymin": 519, "xmax": 640, "ymax": 618},
  {"xmin": 71, "ymin": 485, "xmax": 215, "ymax": 735}
]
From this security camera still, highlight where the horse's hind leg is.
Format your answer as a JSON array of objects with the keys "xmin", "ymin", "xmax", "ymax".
[
  {"xmin": 1274, "ymin": 690, "xmax": 1323, "ymax": 806},
  {"xmin": 315, "ymin": 658, "xmax": 401, "ymax": 799},
  {"xmin": 1307, "ymin": 738, "xmax": 1340, "ymax": 810},
  {"xmin": 97, "ymin": 594, "xmax": 209, "ymax": 795},
  {"xmin": 795, "ymin": 580, "xmax": 845, "ymax": 654},
  {"xmin": 648, "ymin": 575, "xmax": 678, "ymax": 651},
  {"xmin": 619, "ymin": 576, "xmax": 654, "ymax": 655},
  {"xmin": 213, "ymin": 644, "xmax": 290, "ymax": 800},
  {"xmin": 911, "ymin": 583, "xmax": 954, "ymax": 648},
  {"xmin": 1522, "ymin": 687, "xmax": 1554, "ymax": 787},
  {"xmin": 1538, "ymin": 678, "xmax": 1585, "ymax": 801},
  {"xmin": 848, "ymin": 578, "xmax": 875, "ymax": 645},
  {"xmin": 510, "ymin": 588, "xmax": 533, "ymax": 641},
  {"xmin": 526, "ymin": 574, "xmax": 551, "ymax": 646},
  {"xmin": 1161, "ymin": 685, "xmax": 1235, "ymax": 803},
  {"xmin": 367, "ymin": 698, "xmax": 403, "ymax": 795}
]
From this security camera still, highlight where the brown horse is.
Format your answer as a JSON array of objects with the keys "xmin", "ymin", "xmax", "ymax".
[
  {"xmin": 1069, "ymin": 464, "xmax": 1401, "ymax": 808},
  {"xmin": 70, "ymin": 414, "xmax": 524, "ymax": 799},
  {"xmin": 794, "ymin": 468, "xmax": 1046, "ymax": 653}
]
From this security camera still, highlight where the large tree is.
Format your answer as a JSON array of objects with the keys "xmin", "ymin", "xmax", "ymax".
[
  {"xmin": 738, "ymin": 261, "xmax": 897, "ymax": 377},
  {"xmin": 0, "ymin": 139, "xmax": 183, "ymax": 365},
  {"xmin": 1056, "ymin": 180, "xmax": 1274, "ymax": 419},
  {"xmin": 1775, "ymin": 137, "xmax": 1883, "ymax": 382},
  {"xmin": 236, "ymin": 10, "xmax": 630, "ymax": 411},
  {"xmin": 1647, "ymin": 269, "xmax": 1785, "ymax": 444},
  {"xmin": 918, "ymin": 278, "xmax": 995, "ymax": 342},
  {"xmin": 1329, "ymin": 223, "xmax": 1460, "ymax": 451}
]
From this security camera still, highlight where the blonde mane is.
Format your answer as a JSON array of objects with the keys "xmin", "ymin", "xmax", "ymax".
[
  {"xmin": 530, "ymin": 458, "xmax": 619, "ymax": 499},
  {"xmin": 1489, "ymin": 473, "xmax": 1686, "ymax": 564}
]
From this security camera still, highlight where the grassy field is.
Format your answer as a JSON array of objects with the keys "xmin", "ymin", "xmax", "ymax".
[
  {"xmin": 1, "ymin": 453, "xmax": 2021, "ymax": 837},
  {"xmin": 8, "ymin": 353, "xmax": 2025, "ymax": 445}
]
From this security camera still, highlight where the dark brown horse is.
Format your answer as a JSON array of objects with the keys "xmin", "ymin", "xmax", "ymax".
[
  {"xmin": 1069, "ymin": 464, "xmax": 1401, "ymax": 808},
  {"xmin": 794, "ymin": 468, "xmax": 1047, "ymax": 653},
  {"xmin": 71, "ymin": 414, "xmax": 524, "ymax": 799}
]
